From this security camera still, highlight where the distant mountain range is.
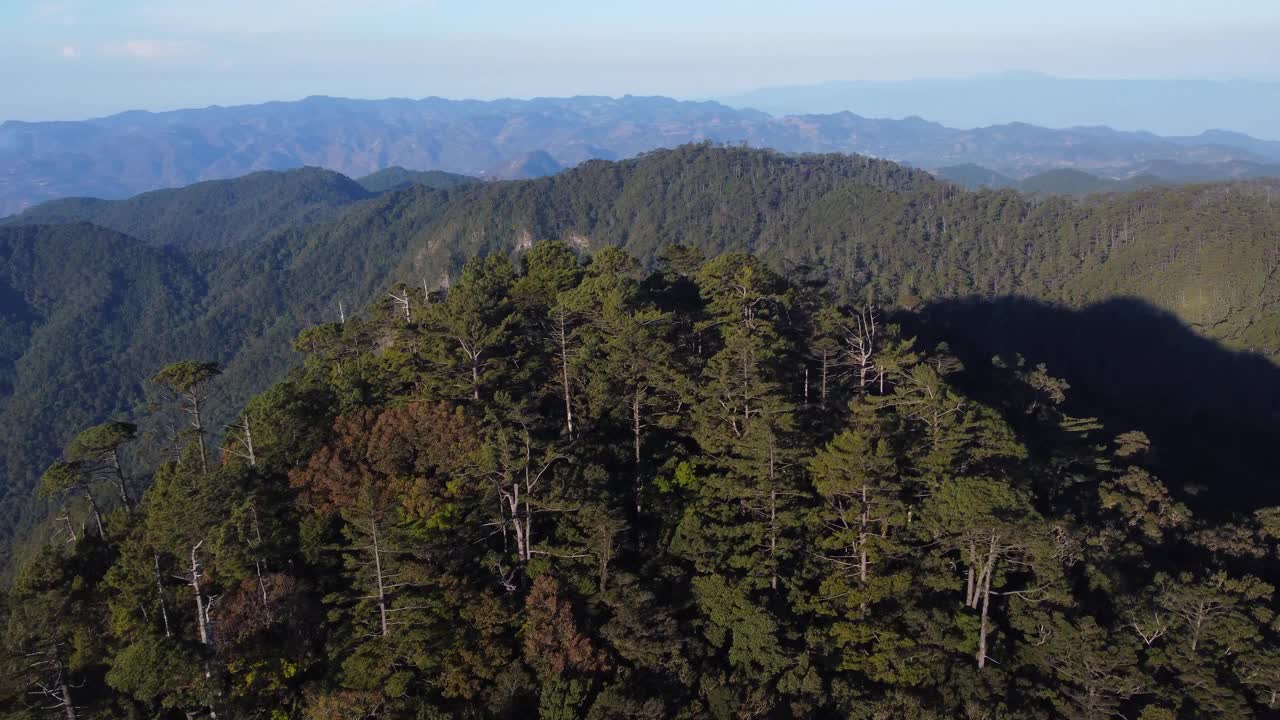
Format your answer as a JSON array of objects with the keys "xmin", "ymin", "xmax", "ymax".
[
  {"xmin": 721, "ymin": 72, "xmax": 1280, "ymax": 139},
  {"xmin": 5, "ymin": 94, "xmax": 1280, "ymax": 215},
  {"xmin": 936, "ymin": 161, "xmax": 1280, "ymax": 196}
]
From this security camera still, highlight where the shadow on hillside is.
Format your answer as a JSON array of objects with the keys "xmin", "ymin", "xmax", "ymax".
[{"xmin": 914, "ymin": 295, "xmax": 1280, "ymax": 514}]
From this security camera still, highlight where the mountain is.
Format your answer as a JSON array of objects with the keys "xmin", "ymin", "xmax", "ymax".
[
  {"xmin": 2, "ymin": 167, "xmax": 375, "ymax": 250},
  {"xmin": 356, "ymin": 167, "xmax": 481, "ymax": 193},
  {"xmin": 1166, "ymin": 129, "xmax": 1280, "ymax": 161},
  {"xmin": 5, "ymin": 181, "xmax": 1280, "ymax": 717},
  {"xmin": 935, "ymin": 164, "xmax": 1016, "ymax": 189},
  {"xmin": 488, "ymin": 150, "xmax": 564, "ymax": 180},
  {"xmin": 0, "ymin": 224, "xmax": 205, "ymax": 542},
  {"xmin": 7, "ymin": 94, "xmax": 1280, "ymax": 215},
  {"xmin": 935, "ymin": 164, "xmax": 1280, "ymax": 196},
  {"xmin": 0, "ymin": 95, "xmax": 767, "ymax": 215},
  {"xmin": 0, "ymin": 183, "xmax": 471, "ymax": 559},
  {"xmin": 1, "ymin": 145, "xmax": 1279, "ymax": 569},
  {"xmin": 721, "ymin": 72, "xmax": 1280, "ymax": 139},
  {"xmin": 1125, "ymin": 158, "xmax": 1280, "ymax": 183}
]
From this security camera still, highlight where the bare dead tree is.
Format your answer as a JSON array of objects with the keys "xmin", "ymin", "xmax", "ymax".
[
  {"xmin": 22, "ymin": 644, "xmax": 80, "ymax": 720},
  {"xmin": 548, "ymin": 301, "xmax": 579, "ymax": 438},
  {"xmin": 173, "ymin": 540, "xmax": 213, "ymax": 646},
  {"xmin": 223, "ymin": 414, "xmax": 257, "ymax": 468},
  {"xmin": 839, "ymin": 305, "xmax": 880, "ymax": 392},
  {"xmin": 154, "ymin": 553, "xmax": 172, "ymax": 638},
  {"xmin": 484, "ymin": 419, "xmax": 568, "ymax": 565},
  {"xmin": 388, "ymin": 289, "xmax": 411, "ymax": 322}
]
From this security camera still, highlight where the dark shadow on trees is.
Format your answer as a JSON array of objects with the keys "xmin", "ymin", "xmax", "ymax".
[{"xmin": 912, "ymin": 295, "xmax": 1280, "ymax": 515}]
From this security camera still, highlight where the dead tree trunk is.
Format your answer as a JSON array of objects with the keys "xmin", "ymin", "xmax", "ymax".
[
  {"xmin": 185, "ymin": 541, "xmax": 212, "ymax": 646},
  {"xmin": 84, "ymin": 485, "xmax": 104, "ymax": 538},
  {"xmin": 552, "ymin": 305, "xmax": 576, "ymax": 438},
  {"xmin": 633, "ymin": 391, "xmax": 644, "ymax": 512},
  {"xmin": 369, "ymin": 519, "xmax": 389, "ymax": 636},
  {"xmin": 768, "ymin": 444, "xmax": 779, "ymax": 591},
  {"xmin": 58, "ymin": 675, "xmax": 78, "ymax": 720},
  {"xmin": 154, "ymin": 553, "xmax": 172, "ymax": 638},
  {"xmin": 189, "ymin": 392, "xmax": 208, "ymax": 474},
  {"xmin": 225, "ymin": 414, "xmax": 257, "ymax": 467},
  {"xmin": 108, "ymin": 447, "xmax": 133, "ymax": 512},
  {"xmin": 388, "ymin": 290, "xmax": 411, "ymax": 322},
  {"xmin": 976, "ymin": 534, "xmax": 998, "ymax": 669},
  {"xmin": 858, "ymin": 484, "xmax": 869, "ymax": 585}
]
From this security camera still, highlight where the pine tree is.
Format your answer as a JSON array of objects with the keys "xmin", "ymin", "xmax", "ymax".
[{"xmin": 423, "ymin": 254, "xmax": 516, "ymax": 401}]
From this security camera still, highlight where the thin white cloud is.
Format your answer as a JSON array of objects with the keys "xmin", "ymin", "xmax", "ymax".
[
  {"xmin": 60, "ymin": 44, "xmax": 78, "ymax": 59},
  {"xmin": 105, "ymin": 39, "xmax": 203, "ymax": 61},
  {"xmin": 129, "ymin": 0, "xmax": 440, "ymax": 35},
  {"xmin": 30, "ymin": 1, "xmax": 80, "ymax": 25}
]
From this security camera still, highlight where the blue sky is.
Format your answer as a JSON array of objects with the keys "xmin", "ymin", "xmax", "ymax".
[{"xmin": 2, "ymin": 0, "xmax": 1279, "ymax": 121}]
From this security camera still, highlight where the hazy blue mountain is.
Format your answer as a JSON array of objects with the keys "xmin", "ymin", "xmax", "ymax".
[
  {"xmin": 940, "ymin": 160, "xmax": 1280, "ymax": 194},
  {"xmin": 1124, "ymin": 158, "xmax": 1280, "ymax": 182},
  {"xmin": 721, "ymin": 72, "xmax": 1280, "ymax": 140},
  {"xmin": 487, "ymin": 150, "xmax": 564, "ymax": 179},
  {"xmin": 934, "ymin": 164, "xmax": 1016, "ymax": 189},
  {"xmin": 4, "ymin": 93, "xmax": 1280, "ymax": 216},
  {"xmin": 1164, "ymin": 130, "xmax": 1280, "ymax": 162},
  {"xmin": 0, "ymin": 95, "xmax": 766, "ymax": 214}
]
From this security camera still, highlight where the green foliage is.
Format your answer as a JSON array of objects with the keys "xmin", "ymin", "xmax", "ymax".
[
  {"xmin": 5, "ymin": 144, "xmax": 1280, "ymax": 573},
  {"xmin": 6, "ymin": 167, "xmax": 377, "ymax": 251},
  {"xmin": 1, "ymin": 145, "xmax": 1280, "ymax": 718},
  {"xmin": 2, "ymin": 246, "xmax": 1279, "ymax": 719},
  {"xmin": 356, "ymin": 167, "xmax": 481, "ymax": 194},
  {"xmin": 151, "ymin": 360, "xmax": 222, "ymax": 395}
]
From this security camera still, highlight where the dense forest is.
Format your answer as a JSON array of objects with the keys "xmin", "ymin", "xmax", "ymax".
[
  {"xmin": 1, "ymin": 144, "xmax": 1279, "ymax": 575},
  {"xmin": 3, "ymin": 243, "xmax": 1277, "ymax": 719}
]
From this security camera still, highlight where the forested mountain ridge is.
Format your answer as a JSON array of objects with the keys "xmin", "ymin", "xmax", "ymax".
[
  {"xmin": 3, "ymin": 242, "xmax": 1278, "ymax": 719},
  {"xmin": 393, "ymin": 145, "xmax": 1280, "ymax": 359},
  {"xmin": 0, "ymin": 224, "xmax": 205, "ymax": 541},
  {"xmin": 2, "ymin": 168, "xmax": 377, "ymax": 251},
  {"xmin": 5, "ymin": 94, "xmax": 1280, "ymax": 214},
  {"xmin": 355, "ymin": 167, "xmax": 481, "ymax": 194},
  {"xmin": 1, "ymin": 145, "xmax": 1278, "ymax": 573},
  {"xmin": 0, "ymin": 184, "xmax": 471, "ymax": 559}
]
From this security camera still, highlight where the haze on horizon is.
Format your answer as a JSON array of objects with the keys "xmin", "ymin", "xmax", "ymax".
[{"xmin": 2, "ymin": 0, "xmax": 1280, "ymax": 134}]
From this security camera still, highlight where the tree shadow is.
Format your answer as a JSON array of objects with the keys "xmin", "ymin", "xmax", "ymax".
[{"xmin": 914, "ymin": 295, "xmax": 1280, "ymax": 514}]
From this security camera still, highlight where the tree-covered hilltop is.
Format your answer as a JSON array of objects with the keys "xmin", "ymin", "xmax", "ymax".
[
  {"xmin": 2, "ymin": 144, "xmax": 1279, "ymax": 573},
  {"xmin": 0, "ymin": 224, "xmax": 206, "ymax": 546},
  {"xmin": 356, "ymin": 167, "xmax": 481, "ymax": 194},
  {"xmin": 396, "ymin": 145, "xmax": 1280, "ymax": 361},
  {"xmin": 2, "ymin": 168, "xmax": 378, "ymax": 251},
  {"xmin": 4, "ymin": 244, "xmax": 1277, "ymax": 719},
  {"xmin": 0, "ymin": 185, "xmax": 467, "ymax": 563}
]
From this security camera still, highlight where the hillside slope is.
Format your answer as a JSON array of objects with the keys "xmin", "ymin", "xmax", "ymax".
[
  {"xmin": 356, "ymin": 167, "xmax": 481, "ymax": 193},
  {"xmin": 3, "ymin": 167, "xmax": 375, "ymax": 251},
  {"xmin": 0, "ymin": 186, "xmax": 468, "ymax": 558},
  {"xmin": 1, "ymin": 145, "xmax": 1278, "ymax": 566},
  {"xmin": 0, "ymin": 224, "xmax": 205, "ymax": 541},
  {"xmin": 392, "ymin": 146, "xmax": 1280, "ymax": 358}
]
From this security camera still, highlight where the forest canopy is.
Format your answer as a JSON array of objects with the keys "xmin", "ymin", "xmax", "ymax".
[{"xmin": 4, "ymin": 243, "xmax": 1277, "ymax": 719}]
